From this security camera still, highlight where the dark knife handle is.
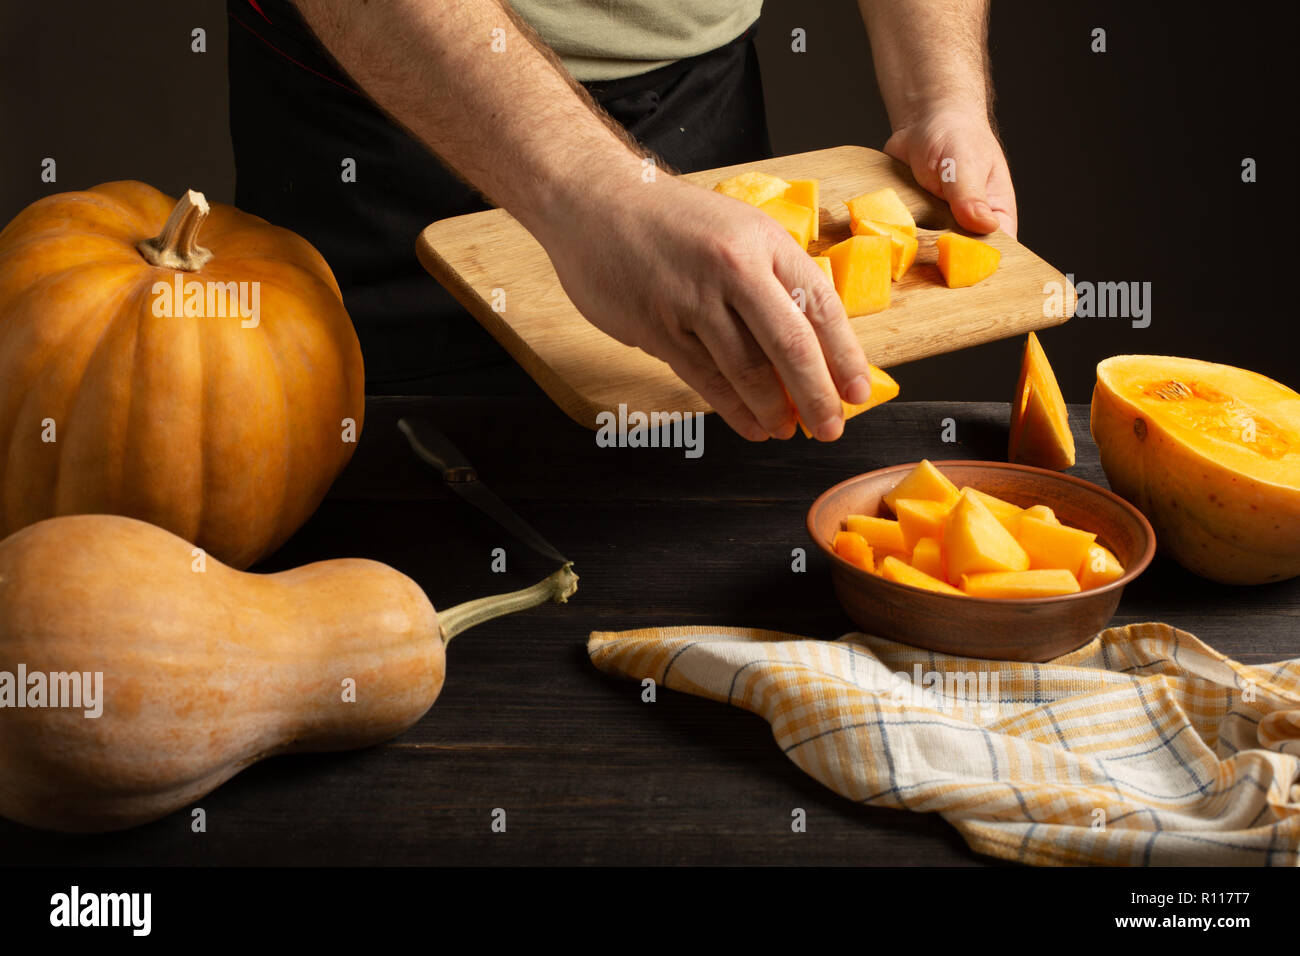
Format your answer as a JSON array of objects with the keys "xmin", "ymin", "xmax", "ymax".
[{"xmin": 397, "ymin": 416, "xmax": 477, "ymax": 482}]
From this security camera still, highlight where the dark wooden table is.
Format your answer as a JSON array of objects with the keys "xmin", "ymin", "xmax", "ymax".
[{"xmin": 4, "ymin": 398, "xmax": 1297, "ymax": 865}]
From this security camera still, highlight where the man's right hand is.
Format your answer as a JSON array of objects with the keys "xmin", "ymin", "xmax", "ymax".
[
  {"xmin": 533, "ymin": 173, "xmax": 874, "ymax": 442},
  {"xmin": 295, "ymin": 0, "xmax": 872, "ymax": 440}
]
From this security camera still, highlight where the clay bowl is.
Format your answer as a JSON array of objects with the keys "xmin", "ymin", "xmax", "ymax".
[{"xmin": 807, "ymin": 461, "xmax": 1156, "ymax": 662}]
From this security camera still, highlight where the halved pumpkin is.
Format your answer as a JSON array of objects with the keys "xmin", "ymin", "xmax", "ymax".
[
  {"xmin": 1091, "ymin": 355, "xmax": 1300, "ymax": 584},
  {"xmin": 1009, "ymin": 332, "xmax": 1076, "ymax": 470}
]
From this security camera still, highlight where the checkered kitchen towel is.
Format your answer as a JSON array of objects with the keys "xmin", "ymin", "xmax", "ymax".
[{"xmin": 588, "ymin": 622, "xmax": 1300, "ymax": 865}]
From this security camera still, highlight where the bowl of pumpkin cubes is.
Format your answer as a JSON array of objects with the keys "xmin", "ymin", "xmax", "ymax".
[{"xmin": 807, "ymin": 460, "xmax": 1156, "ymax": 661}]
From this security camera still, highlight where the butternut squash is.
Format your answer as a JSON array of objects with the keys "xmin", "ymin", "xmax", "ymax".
[{"xmin": 0, "ymin": 515, "xmax": 577, "ymax": 832}]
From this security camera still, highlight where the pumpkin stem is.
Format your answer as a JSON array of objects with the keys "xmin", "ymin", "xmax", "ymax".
[
  {"xmin": 137, "ymin": 189, "xmax": 214, "ymax": 271},
  {"xmin": 438, "ymin": 563, "xmax": 578, "ymax": 644}
]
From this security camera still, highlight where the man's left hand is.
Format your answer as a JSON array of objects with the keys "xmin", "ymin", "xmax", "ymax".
[{"xmin": 884, "ymin": 107, "xmax": 1018, "ymax": 238}]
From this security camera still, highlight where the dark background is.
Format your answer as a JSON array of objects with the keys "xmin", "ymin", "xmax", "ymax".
[{"xmin": 1, "ymin": 1, "xmax": 1295, "ymax": 401}]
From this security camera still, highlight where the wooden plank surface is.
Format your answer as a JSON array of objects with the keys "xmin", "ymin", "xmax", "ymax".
[
  {"xmin": 417, "ymin": 146, "xmax": 1074, "ymax": 428},
  {"xmin": 2, "ymin": 398, "xmax": 1295, "ymax": 866}
]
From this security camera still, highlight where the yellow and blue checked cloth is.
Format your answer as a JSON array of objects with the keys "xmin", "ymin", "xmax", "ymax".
[{"xmin": 587, "ymin": 622, "xmax": 1300, "ymax": 865}]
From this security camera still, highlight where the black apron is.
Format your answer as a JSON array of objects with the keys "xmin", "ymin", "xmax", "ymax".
[{"xmin": 226, "ymin": 0, "xmax": 773, "ymax": 394}]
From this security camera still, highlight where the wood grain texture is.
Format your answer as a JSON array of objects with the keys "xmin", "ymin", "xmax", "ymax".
[
  {"xmin": 416, "ymin": 146, "xmax": 1074, "ymax": 428},
  {"xmin": 2, "ymin": 399, "xmax": 1294, "ymax": 866}
]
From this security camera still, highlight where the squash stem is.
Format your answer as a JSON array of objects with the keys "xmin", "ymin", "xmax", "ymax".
[
  {"xmin": 438, "ymin": 563, "xmax": 578, "ymax": 644},
  {"xmin": 137, "ymin": 189, "xmax": 214, "ymax": 271}
]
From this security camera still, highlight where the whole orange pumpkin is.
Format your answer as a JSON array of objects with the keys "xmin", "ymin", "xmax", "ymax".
[{"xmin": 0, "ymin": 181, "xmax": 364, "ymax": 568}]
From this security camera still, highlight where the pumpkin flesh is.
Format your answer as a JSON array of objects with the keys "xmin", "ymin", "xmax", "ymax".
[{"xmin": 1009, "ymin": 331, "xmax": 1075, "ymax": 470}]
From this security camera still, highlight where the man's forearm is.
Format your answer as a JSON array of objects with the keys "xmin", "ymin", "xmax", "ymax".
[
  {"xmin": 294, "ymin": 0, "xmax": 644, "ymax": 235},
  {"xmin": 857, "ymin": 0, "xmax": 992, "ymax": 129}
]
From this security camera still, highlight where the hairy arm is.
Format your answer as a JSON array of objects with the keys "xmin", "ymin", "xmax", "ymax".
[
  {"xmin": 294, "ymin": 0, "xmax": 641, "ymax": 235},
  {"xmin": 858, "ymin": 0, "xmax": 1017, "ymax": 236},
  {"xmin": 294, "ymin": 0, "xmax": 873, "ymax": 441}
]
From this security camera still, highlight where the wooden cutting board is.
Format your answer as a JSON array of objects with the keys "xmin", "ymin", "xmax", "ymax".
[{"xmin": 416, "ymin": 145, "xmax": 1072, "ymax": 429}]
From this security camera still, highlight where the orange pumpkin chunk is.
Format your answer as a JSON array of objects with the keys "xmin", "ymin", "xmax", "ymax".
[
  {"xmin": 894, "ymin": 497, "xmax": 954, "ymax": 551},
  {"xmin": 811, "ymin": 255, "xmax": 834, "ymax": 284},
  {"xmin": 824, "ymin": 235, "xmax": 891, "ymax": 317},
  {"xmin": 883, "ymin": 459, "xmax": 961, "ymax": 513},
  {"xmin": 1009, "ymin": 331, "xmax": 1075, "ymax": 470},
  {"xmin": 936, "ymin": 233, "xmax": 1001, "ymax": 288},
  {"xmin": 794, "ymin": 364, "xmax": 900, "ymax": 437},
  {"xmin": 845, "ymin": 514, "xmax": 907, "ymax": 558},
  {"xmin": 759, "ymin": 197, "xmax": 815, "ymax": 251},
  {"xmin": 1016, "ymin": 515, "xmax": 1096, "ymax": 575},
  {"xmin": 961, "ymin": 569, "xmax": 1081, "ymax": 599},
  {"xmin": 909, "ymin": 536, "xmax": 946, "ymax": 580},
  {"xmin": 833, "ymin": 530, "xmax": 875, "ymax": 573},
  {"xmin": 943, "ymin": 490, "xmax": 1031, "ymax": 586},
  {"xmin": 714, "ymin": 171, "xmax": 790, "ymax": 206},
  {"xmin": 850, "ymin": 218, "xmax": 918, "ymax": 280},
  {"xmin": 958, "ymin": 487, "xmax": 1023, "ymax": 533},
  {"xmin": 1078, "ymin": 544, "xmax": 1125, "ymax": 589},
  {"xmin": 783, "ymin": 179, "xmax": 820, "ymax": 241},
  {"xmin": 880, "ymin": 555, "xmax": 965, "ymax": 595},
  {"xmin": 1020, "ymin": 504, "xmax": 1059, "ymax": 526},
  {"xmin": 845, "ymin": 188, "xmax": 916, "ymax": 237}
]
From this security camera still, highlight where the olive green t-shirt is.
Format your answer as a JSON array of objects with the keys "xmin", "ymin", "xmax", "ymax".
[{"xmin": 511, "ymin": 0, "xmax": 764, "ymax": 80}]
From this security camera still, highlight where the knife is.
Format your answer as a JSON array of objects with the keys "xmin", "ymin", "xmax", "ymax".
[{"xmin": 397, "ymin": 415, "xmax": 571, "ymax": 566}]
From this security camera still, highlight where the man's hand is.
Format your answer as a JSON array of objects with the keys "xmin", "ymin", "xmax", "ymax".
[
  {"xmin": 884, "ymin": 107, "xmax": 1017, "ymax": 237},
  {"xmin": 533, "ymin": 174, "xmax": 874, "ymax": 442},
  {"xmin": 859, "ymin": 1, "xmax": 1016, "ymax": 236}
]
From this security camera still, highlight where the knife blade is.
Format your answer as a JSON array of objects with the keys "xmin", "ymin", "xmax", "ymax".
[{"xmin": 397, "ymin": 415, "xmax": 571, "ymax": 566}]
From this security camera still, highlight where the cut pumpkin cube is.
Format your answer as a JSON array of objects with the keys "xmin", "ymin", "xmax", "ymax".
[
  {"xmin": 759, "ymin": 196, "xmax": 815, "ymax": 250},
  {"xmin": 961, "ymin": 568, "xmax": 1081, "ymax": 599},
  {"xmin": 936, "ymin": 233, "xmax": 1001, "ymax": 288},
  {"xmin": 845, "ymin": 187, "xmax": 916, "ymax": 237},
  {"xmin": 1016, "ymin": 515, "xmax": 1096, "ymax": 576},
  {"xmin": 1078, "ymin": 543, "xmax": 1125, "ymax": 589},
  {"xmin": 883, "ymin": 459, "xmax": 961, "ymax": 513},
  {"xmin": 958, "ymin": 486, "xmax": 1023, "ymax": 533},
  {"xmin": 823, "ymin": 235, "xmax": 891, "ymax": 317},
  {"xmin": 850, "ymin": 218, "xmax": 918, "ymax": 280},
  {"xmin": 783, "ymin": 179, "xmax": 820, "ymax": 241},
  {"xmin": 943, "ymin": 490, "xmax": 1031, "ymax": 586},
  {"xmin": 794, "ymin": 364, "xmax": 900, "ymax": 437},
  {"xmin": 1020, "ymin": 504, "xmax": 1059, "ymax": 526},
  {"xmin": 1009, "ymin": 331, "xmax": 1076, "ymax": 470},
  {"xmin": 894, "ymin": 497, "xmax": 954, "ymax": 551},
  {"xmin": 910, "ymin": 536, "xmax": 946, "ymax": 580},
  {"xmin": 845, "ymin": 514, "xmax": 907, "ymax": 558},
  {"xmin": 811, "ymin": 255, "xmax": 834, "ymax": 284},
  {"xmin": 714, "ymin": 171, "xmax": 790, "ymax": 207},
  {"xmin": 833, "ymin": 530, "xmax": 874, "ymax": 573},
  {"xmin": 880, "ymin": 555, "xmax": 965, "ymax": 595}
]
